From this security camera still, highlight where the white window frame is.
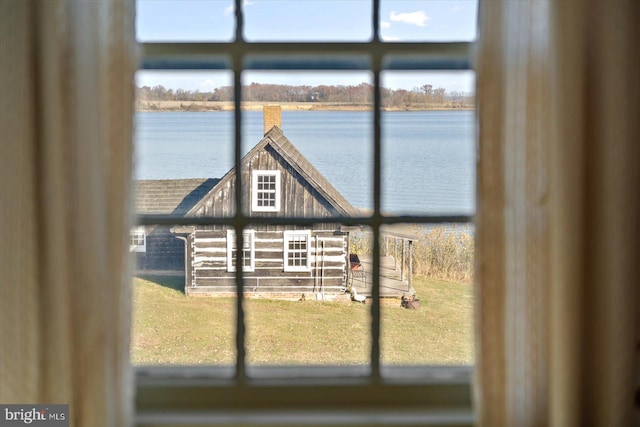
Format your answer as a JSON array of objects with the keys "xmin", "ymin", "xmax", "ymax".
[
  {"xmin": 130, "ymin": 225, "xmax": 146, "ymax": 252},
  {"xmin": 227, "ymin": 229, "xmax": 255, "ymax": 272},
  {"xmin": 252, "ymin": 170, "xmax": 281, "ymax": 212},
  {"xmin": 283, "ymin": 230, "xmax": 312, "ymax": 272}
]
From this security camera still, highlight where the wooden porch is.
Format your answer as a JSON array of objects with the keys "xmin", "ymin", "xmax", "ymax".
[
  {"xmin": 349, "ymin": 255, "xmax": 415, "ymax": 298},
  {"xmin": 346, "ymin": 223, "xmax": 419, "ymax": 299}
]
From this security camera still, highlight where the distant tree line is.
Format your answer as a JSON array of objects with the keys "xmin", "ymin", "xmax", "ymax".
[{"xmin": 136, "ymin": 82, "xmax": 474, "ymax": 109}]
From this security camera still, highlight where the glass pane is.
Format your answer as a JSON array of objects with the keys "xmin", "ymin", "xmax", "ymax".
[
  {"xmin": 379, "ymin": 0, "xmax": 478, "ymax": 42},
  {"xmin": 241, "ymin": 70, "xmax": 373, "ymax": 215},
  {"xmin": 381, "ymin": 70, "xmax": 476, "ymax": 216},
  {"xmin": 244, "ymin": 0, "xmax": 372, "ymax": 42},
  {"xmin": 131, "ymin": 231, "xmax": 237, "ymax": 365},
  {"xmin": 134, "ymin": 71, "xmax": 235, "ymax": 217},
  {"xmin": 380, "ymin": 223, "xmax": 474, "ymax": 365},
  {"xmin": 245, "ymin": 224, "xmax": 370, "ymax": 366},
  {"xmin": 136, "ymin": 0, "xmax": 234, "ymax": 42}
]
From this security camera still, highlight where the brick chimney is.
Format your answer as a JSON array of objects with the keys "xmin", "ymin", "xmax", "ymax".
[{"xmin": 263, "ymin": 105, "xmax": 282, "ymax": 134}]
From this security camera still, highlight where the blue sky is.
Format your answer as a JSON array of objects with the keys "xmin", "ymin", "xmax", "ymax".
[{"xmin": 136, "ymin": 0, "xmax": 477, "ymax": 93}]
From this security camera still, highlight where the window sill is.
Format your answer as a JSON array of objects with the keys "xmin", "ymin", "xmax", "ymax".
[
  {"xmin": 283, "ymin": 267, "xmax": 312, "ymax": 273},
  {"xmin": 135, "ymin": 365, "xmax": 474, "ymax": 426},
  {"xmin": 136, "ymin": 409, "xmax": 474, "ymax": 426},
  {"xmin": 251, "ymin": 207, "xmax": 280, "ymax": 213}
]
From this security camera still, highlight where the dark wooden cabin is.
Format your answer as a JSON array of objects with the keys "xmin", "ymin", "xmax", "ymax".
[
  {"xmin": 171, "ymin": 106, "xmax": 358, "ymax": 298},
  {"xmin": 133, "ymin": 107, "xmax": 417, "ymax": 300}
]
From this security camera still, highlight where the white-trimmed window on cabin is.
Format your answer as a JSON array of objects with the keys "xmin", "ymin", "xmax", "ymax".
[
  {"xmin": 252, "ymin": 170, "xmax": 281, "ymax": 212},
  {"xmin": 227, "ymin": 229, "xmax": 255, "ymax": 272},
  {"xmin": 130, "ymin": 226, "xmax": 146, "ymax": 252},
  {"xmin": 283, "ymin": 230, "xmax": 312, "ymax": 272}
]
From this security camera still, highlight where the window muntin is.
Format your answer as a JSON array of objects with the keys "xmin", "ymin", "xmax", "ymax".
[
  {"xmin": 227, "ymin": 229, "xmax": 255, "ymax": 272},
  {"xmin": 130, "ymin": 226, "xmax": 146, "ymax": 252},
  {"xmin": 283, "ymin": 230, "xmax": 312, "ymax": 272},
  {"xmin": 252, "ymin": 170, "xmax": 280, "ymax": 212}
]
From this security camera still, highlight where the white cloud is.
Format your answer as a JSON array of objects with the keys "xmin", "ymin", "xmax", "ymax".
[
  {"xmin": 224, "ymin": 0, "xmax": 254, "ymax": 16},
  {"xmin": 380, "ymin": 21, "xmax": 391, "ymax": 29},
  {"xmin": 451, "ymin": 5, "xmax": 461, "ymax": 12},
  {"xmin": 389, "ymin": 10, "xmax": 430, "ymax": 27},
  {"xmin": 382, "ymin": 35, "xmax": 402, "ymax": 42}
]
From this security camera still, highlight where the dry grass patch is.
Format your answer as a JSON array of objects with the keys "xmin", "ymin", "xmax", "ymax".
[
  {"xmin": 131, "ymin": 276, "xmax": 473, "ymax": 365},
  {"xmin": 381, "ymin": 279, "xmax": 473, "ymax": 364}
]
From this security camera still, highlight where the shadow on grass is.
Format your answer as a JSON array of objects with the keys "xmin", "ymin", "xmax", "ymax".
[{"xmin": 135, "ymin": 274, "xmax": 185, "ymax": 294}]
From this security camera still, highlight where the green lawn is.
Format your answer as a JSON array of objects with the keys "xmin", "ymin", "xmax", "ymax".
[{"xmin": 131, "ymin": 276, "xmax": 474, "ymax": 365}]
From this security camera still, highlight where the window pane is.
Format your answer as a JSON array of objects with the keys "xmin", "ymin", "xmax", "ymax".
[
  {"xmin": 244, "ymin": 0, "xmax": 372, "ymax": 42},
  {"xmin": 380, "ymin": 0, "xmax": 478, "ymax": 42},
  {"xmin": 380, "ymin": 223, "xmax": 474, "ymax": 365},
  {"xmin": 245, "ymin": 224, "xmax": 370, "ymax": 366},
  {"xmin": 131, "ymin": 228, "xmax": 237, "ymax": 365},
  {"xmin": 285, "ymin": 233, "xmax": 309, "ymax": 268},
  {"xmin": 136, "ymin": 0, "xmax": 234, "ymax": 42},
  {"xmin": 241, "ymin": 71, "xmax": 374, "ymax": 215},
  {"xmin": 381, "ymin": 71, "xmax": 476, "ymax": 216},
  {"xmin": 134, "ymin": 71, "xmax": 235, "ymax": 217},
  {"xmin": 227, "ymin": 230, "xmax": 255, "ymax": 271}
]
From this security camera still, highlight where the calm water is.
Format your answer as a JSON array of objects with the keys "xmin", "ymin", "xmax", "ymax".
[{"xmin": 135, "ymin": 110, "xmax": 476, "ymax": 215}]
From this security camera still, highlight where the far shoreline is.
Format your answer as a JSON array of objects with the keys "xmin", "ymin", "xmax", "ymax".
[{"xmin": 135, "ymin": 100, "xmax": 475, "ymax": 113}]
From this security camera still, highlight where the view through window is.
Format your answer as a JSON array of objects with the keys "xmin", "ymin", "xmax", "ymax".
[{"xmin": 132, "ymin": 0, "xmax": 477, "ymax": 371}]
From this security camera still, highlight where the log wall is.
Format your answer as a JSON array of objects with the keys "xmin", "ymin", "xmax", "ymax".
[{"xmin": 186, "ymin": 228, "xmax": 348, "ymax": 296}]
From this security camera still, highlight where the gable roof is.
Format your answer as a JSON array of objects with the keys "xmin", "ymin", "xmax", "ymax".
[
  {"xmin": 134, "ymin": 178, "xmax": 219, "ymax": 215},
  {"xmin": 188, "ymin": 126, "xmax": 357, "ymax": 217}
]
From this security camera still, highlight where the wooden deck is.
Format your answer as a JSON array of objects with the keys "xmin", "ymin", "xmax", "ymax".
[{"xmin": 349, "ymin": 255, "xmax": 415, "ymax": 298}]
